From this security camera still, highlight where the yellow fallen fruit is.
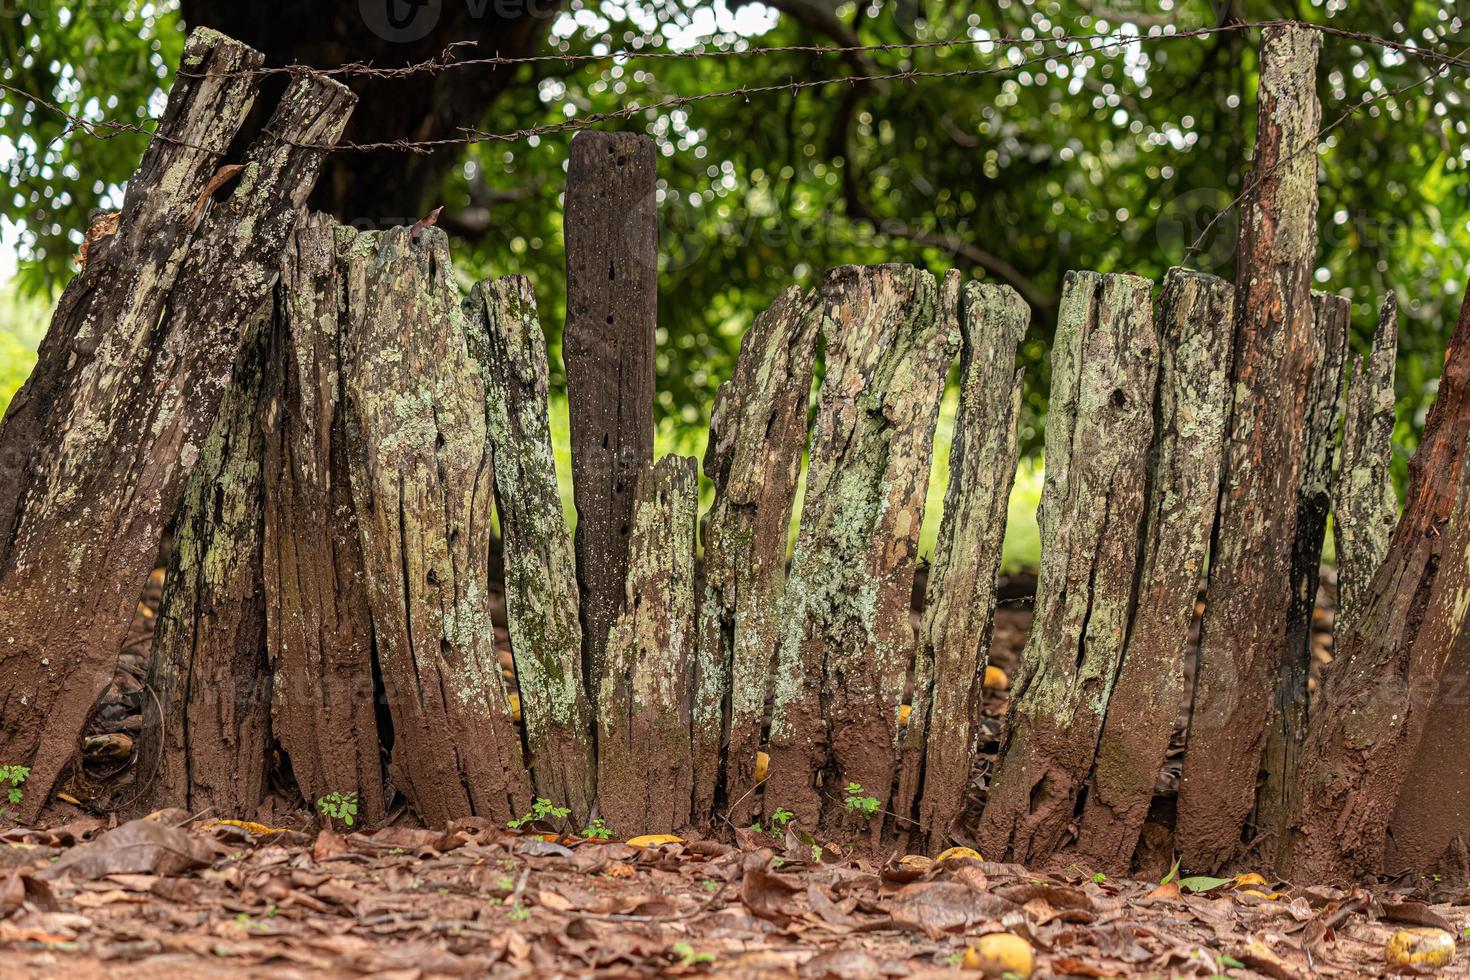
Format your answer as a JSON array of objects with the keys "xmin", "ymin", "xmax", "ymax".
[
  {"xmin": 936, "ymin": 846, "xmax": 984, "ymax": 864},
  {"xmin": 626, "ymin": 834, "xmax": 684, "ymax": 848},
  {"xmin": 983, "ymin": 665, "xmax": 1009, "ymax": 690},
  {"xmin": 1232, "ymin": 872, "xmax": 1268, "ymax": 888},
  {"xmin": 898, "ymin": 703, "xmax": 912, "ymax": 726},
  {"xmin": 507, "ymin": 693, "xmax": 521, "ymax": 723},
  {"xmin": 962, "ymin": 933, "xmax": 1033, "ymax": 977},
  {"xmin": 1237, "ymin": 888, "xmax": 1280, "ymax": 901},
  {"xmin": 208, "ymin": 819, "xmax": 288, "ymax": 836},
  {"xmin": 754, "ymin": 751, "xmax": 770, "ymax": 783},
  {"xmin": 1385, "ymin": 927, "xmax": 1455, "ymax": 969}
]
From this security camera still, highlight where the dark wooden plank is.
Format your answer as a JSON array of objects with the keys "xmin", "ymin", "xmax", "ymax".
[
  {"xmin": 0, "ymin": 50, "xmax": 354, "ymax": 819},
  {"xmin": 341, "ymin": 227, "xmax": 530, "ymax": 826},
  {"xmin": 899, "ymin": 277, "xmax": 1027, "ymax": 849},
  {"xmin": 563, "ymin": 130, "xmax": 658, "ymax": 699},
  {"xmin": 597, "ymin": 455, "xmax": 698, "ymax": 835},
  {"xmin": 695, "ymin": 285, "xmax": 820, "ymax": 827},
  {"xmin": 261, "ymin": 214, "xmax": 385, "ymax": 826},
  {"xmin": 467, "ymin": 275, "xmax": 595, "ymax": 820},
  {"xmin": 1177, "ymin": 24, "xmax": 1323, "ymax": 870},
  {"xmin": 763, "ymin": 264, "xmax": 955, "ymax": 836},
  {"xmin": 976, "ymin": 271, "xmax": 1158, "ymax": 865},
  {"xmin": 1074, "ymin": 268, "xmax": 1234, "ymax": 871}
]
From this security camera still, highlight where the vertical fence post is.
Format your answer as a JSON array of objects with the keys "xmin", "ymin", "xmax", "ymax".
[
  {"xmin": 563, "ymin": 131, "xmax": 659, "ymax": 701},
  {"xmin": 1177, "ymin": 23, "xmax": 1322, "ymax": 870}
]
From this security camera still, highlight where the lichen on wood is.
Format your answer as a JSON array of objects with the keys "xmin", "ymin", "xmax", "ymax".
[
  {"xmin": 1334, "ymin": 294, "xmax": 1400, "ymax": 631},
  {"xmin": 340, "ymin": 226, "xmax": 530, "ymax": 826},
  {"xmin": 0, "ymin": 34, "xmax": 354, "ymax": 818},
  {"xmin": 1177, "ymin": 23, "xmax": 1323, "ymax": 871},
  {"xmin": 695, "ymin": 285, "xmax": 820, "ymax": 826},
  {"xmin": 260, "ymin": 213, "xmax": 384, "ymax": 825},
  {"xmin": 465, "ymin": 275, "xmax": 595, "ymax": 820},
  {"xmin": 140, "ymin": 310, "xmax": 271, "ymax": 817},
  {"xmin": 597, "ymin": 455, "xmax": 698, "ymax": 835},
  {"xmin": 764, "ymin": 264, "xmax": 956, "ymax": 833},
  {"xmin": 976, "ymin": 271, "xmax": 1158, "ymax": 865},
  {"xmin": 1074, "ymin": 268, "xmax": 1234, "ymax": 871},
  {"xmin": 897, "ymin": 277, "xmax": 1028, "ymax": 848}
]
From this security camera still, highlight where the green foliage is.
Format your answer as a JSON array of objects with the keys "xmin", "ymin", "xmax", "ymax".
[
  {"xmin": 507, "ymin": 902, "xmax": 531, "ymax": 922},
  {"xmin": 507, "ymin": 797, "xmax": 571, "ymax": 830},
  {"xmin": 0, "ymin": 764, "xmax": 28, "ymax": 816},
  {"xmin": 672, "ymin": 942, "xmax": 715, "ymax": 966},
  {"xmin": 580, "ymin": 817, "xmax": 611, "ymax": 839},
  {"xmin": 315, "ymin": 790, "xmax": 358, "ymax": 828},
  {"xmin": 842, "ymin": 781, "xmax": 880, "ymax": 821},
  {"xmin": 1179, "ymin": 875, "xmax": 1234, "ymax": 893}
]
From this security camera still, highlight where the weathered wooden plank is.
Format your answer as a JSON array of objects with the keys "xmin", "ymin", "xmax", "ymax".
[
  {"xmin": 466, "ymin": 275, "xmax": 595, "ymax": 820},
  {"xmin": 1333, "ymin": 294, "xmax": 1399, "ymax": 631},
  {"xmin": 694, "ymin": 285, "xmax": 820, "ymax": 826},
  {"xmin": 340, "ymin": 226, "xmax": 530, "ymax": 826},
  {"xmin": 140, "ymin": 312, "xmax": 271, "ymax": 816},
  {"xmin": 1073, "ymin": 268, "xmax": 1234, "ymax": 871},
  {"xmin": 1177, "ymin": 24, "xmax": 1322, "ymax": 870},
  {"xmin": 1284, "ymin": 290, "xmax": 1470, "ymax": 881},
  {"xmin": 261, "ymin": 214, "xmax": 384, "ymax": 825},
  {"xmin": 1256, "ymin": 290, "xmax": 1351, "ymax": 839},
  {"xmin": 764, "ymin": 264, "xmax": 955, "ymax": 833},
  {"xmin": 898, "ymin": 278, "xmax": 1027, "ymax": 848},
  {"xmin": 976, "ymin": 272, "xmax": 1158, "ymax": 864},
  {"xmin": 0, "ymin": 53, "xmax": 354, "ymax": 819},
  {"xmin": 563, "ymin": 131, "xmax": 658, "ymax": 700},
  {"xmin": 597, "ymin": 455, "xmax": 698, "ymax": 835}
]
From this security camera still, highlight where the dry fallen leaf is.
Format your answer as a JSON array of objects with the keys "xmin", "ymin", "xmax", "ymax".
[{"xmin": 38, "ymin": 819, "xmax": 218, "ymax": 881}]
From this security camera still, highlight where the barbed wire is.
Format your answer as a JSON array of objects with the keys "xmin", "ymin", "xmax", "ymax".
[{"xmin": 5, "ymin": 19, "xmax": 1466, "ymax": 158}]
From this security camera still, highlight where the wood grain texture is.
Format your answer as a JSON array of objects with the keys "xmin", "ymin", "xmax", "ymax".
[
  {"xmin": 695, "ymin": 285, "xmax": 820, "ymax": 826},
  {"xmin": 467, "ymin": 275, "xmax": 595, "ymax": 821},
  {"xmin": 0, "ymin": 38, "xmax": 353, "ymax": 818},
  {"xmin": 976, "ymin": 272, "xmax": 1158, "ymax": 865},
  {"xmin": 563, "ymin": 131, "xmax": 658, "ymax": 700},
  {"xmin": 899, "ymin": 278, "xmax": 1027, "ymax": 849},
  {"xmin": 1177, "ymin": 24, "xmax": 1322, "ymax": 870},
  {"xmin": 764, "ymin": 264, "xmax": 955, "ymax": 835},
  {"xmin": 597, "ymin": 455, "xmax": 698, "ymax": 835},
  {"xmin": 1073, "ymin": 269, "xmax": 1234, "ymax": 871}
]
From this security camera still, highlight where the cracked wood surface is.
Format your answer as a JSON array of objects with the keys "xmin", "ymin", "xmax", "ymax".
[
  {"xmin": 0, "ymin": 30, "xmax": 353, "ymax": 819},
  {"xmin": 695, "ymin": 285, "xmax": 821, "ymax": 827},
  {"xmin": 976, "ymin": 271, "xmax": 1158, "ymax": 865},
  {"xmin": 898, "ymin": 279, "xmax": 1027, "ymax": 849},
  {"xmin": 340, "ymin": 227, "xmax": 530, "ymax": 826},
  {"xmin": 597, "ymin": 455, "xmax": 698, "ymax": 835},
  {"xmin": 1074, "ymin": 268, "xmax": 1234, "ymax": 872},
  {"xmin": 467, "ymin": 275, "xmax": 596, "ymax": 821},
  {"xmin": 764, "ymin": 264, "xmax": 956, "ymax": 835},
  {"xmin": 1177, "ymin": 24, "xmax": 1323, "ymax": 871}
]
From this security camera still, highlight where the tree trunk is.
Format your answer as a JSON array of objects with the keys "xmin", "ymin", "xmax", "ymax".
[
  {"xmin": 262, "ymin": 213, "xmax": 385, "ymax": 825},
  {"xmin": 563, "ymin": 131, "xmax": 658, "ymax": 701},
  {"xmin": 764, "ymin": 265, "xmax": 954, "ymax": 836},
  {"xmin": 1177, "ymin": 24, "xmax": 1321, "ymax": 871},
  {"xmin": 0, "ymin": 31, "xmax": 353, "ymax": 819},
  {"xmin": 976, "ymin": 272, "xmax": 1158, "ymax": 865},
  {"xmin": 1256, "ymin": 291, "xmax": 1350, "ymax": 840},
  {"xmin": 696, "ymin": 285, "xmax": 821, "ymax": 826},
  {"xmin": 1074, "ymin": 268, "xmax": 1234, "ymax": 872},
  {"xmin": 898, "ymin": 280, "xmax": 1028, "ymax": 849},
  {"xmin": 340, "ymin": 226, "xmax": 530, "ymax": 826},
  {"xmin": 466, "ymin": 275, "xmax": 596, "ymax": 820},
  {"xmin": 597, "ymin": 456, "xmax": 698, "ymax": 835},
  {"xmin": 140, "ymin": 312, "xmax": 272, "ymax": 816},
  {"xmin": 1283, "ymin": 289, "xmax": 1470, "ymax": 881},
  {"xmin": 1333, "ymin": 295, "xmax": 1400, "ymax": 631}
]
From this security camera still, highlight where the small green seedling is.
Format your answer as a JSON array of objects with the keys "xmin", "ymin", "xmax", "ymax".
[
  {"xmin": 316, "ymin": 790, "xmax": 359, "ymax": 828},
  {"xmin": 507, "ymin": 797, "xmax": 570, "ymax": 831},
  {"xmin": 1092, "ymin": 872, "xmax": 1107, "ymax": 884},
  {"xmin": 507, "ymin": 902, "xmax": 530, "ymax": 922},
  {"xmin": 0, "ymin": 764, "xmax": 28, "ymax": 817},
  {"xmin": 672, "ymin": 942, "xmax": 715, "ymax": 967},
  {"xmin": 770, "ymin": 807, "xmax": 794, "ymax": 830},
  {"xmin": 842, "ymin": 782, "xmax": 880, "ymax": 821},
  {"xmin": 581, "ymin": 817, "xmax": 611, "ymax": 840}
]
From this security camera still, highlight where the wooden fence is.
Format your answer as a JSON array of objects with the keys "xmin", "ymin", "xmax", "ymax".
[{"xmin": 1, "ymin": 23, "xmax": 1468, "ymax": 882}]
